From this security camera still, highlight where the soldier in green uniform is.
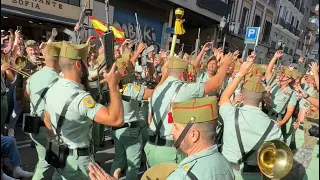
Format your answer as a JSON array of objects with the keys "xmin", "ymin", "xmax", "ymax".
[
  {"xmin": 109, "ymin": 51, "xmax": 156, "ymax": 179},
  {"xmin": 44, "ymin": 41, "xmax": 124, "ymax": 180},
  {"xmin": 219, "ymin": 60, "xmax": 282, "ymax": 180},
  {"xmin": 264, "ymin": 51, "xmax": 297, "ymax": 146},
  {"xmin": 145, "ymin": 54, "xmax": 233, "ymax": 167},
  {"xmin": 167, "ymin": 97, "xmax": 234, "ymax": 180},
  {"xmin": 87, "ymin": 97, "xmax": 234, "ymax": 180},
  {"xmin": 25, "ymin": 42, "xmax": 62, "ymax": 179}
]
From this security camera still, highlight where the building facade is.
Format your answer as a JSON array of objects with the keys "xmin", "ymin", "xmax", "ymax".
[
  {"xmin": 91, "ymin": 0, "xmax": 232, "ymax": 54},
  {"xmin": 220, "ymin": 0, "xmax": 277, "ymax": 64},
  {"xmin": 1, "ymin": 0, "xmax": 90, "ymax": 41}
]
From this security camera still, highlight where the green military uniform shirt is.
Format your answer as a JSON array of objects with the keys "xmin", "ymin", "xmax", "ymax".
[
  {"xmin": 220, "ymin": 104, "xmax": 282, "ymax": 165},
  {"xmin": 167, "ymin": 145, "xmax": 234, "ymax": 180},
  {"xmin": 122, "ymin": 83, "xmax": 145, "ymax": 123},
  {"xmin": 299, "ymin": 86, "xmax": 315, "ymax": 111},
  {"xmin": 26, "ymin": 67, "xmax": 60, "ymax": 119},
  {"xmin": 148, "ymin": 76, "xmax": 205, "ymax": 140},
  {"xmin": 269, "ymin": 82, "xmax": 297, "ymax": 114},
  {"xmin": 45, "ymin": 78, "xmax": 103, "ymax": 149}
]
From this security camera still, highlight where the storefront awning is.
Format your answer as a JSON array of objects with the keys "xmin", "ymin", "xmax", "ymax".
[{"xmin": 1, "ymin": 4, "xmax": 78, "ymax": 26}]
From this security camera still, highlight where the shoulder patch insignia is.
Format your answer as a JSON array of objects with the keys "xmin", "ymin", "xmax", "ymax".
[
  {"xmin": 304, "ymin": 102, "xmax": 309, "ymax": 107},
  {"xmin": 133, "ymin": 85, "xmax": 141, "ymax": 92},
  {"xmin": 83, "ymin": 96, "xmax": 95, "ymax": 108},
  {"xmin": 182, "ymin": 165, "xmax": 189, "ymax": 171}
]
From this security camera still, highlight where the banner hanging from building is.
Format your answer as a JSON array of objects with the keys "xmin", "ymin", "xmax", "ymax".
[{"xmin": 113, "ymin": 8, "xmax": 164, "ymax": 52}]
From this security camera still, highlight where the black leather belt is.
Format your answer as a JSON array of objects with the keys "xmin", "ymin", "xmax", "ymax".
[
  {"xmin": 112, "ymin": 121, "xmax": 140, "ymax": 130},
  {"xmin": 69, "ymin": 147, "xmax": 92, "ymax": 156},
  {"xmin": 148, "ymin": 135, "xmax": 174, "ymax": 147},
  {"xmin": 39, "ymin": 120, "xmax": 45, "ymax": 127},
  {"xmin": 229, "ymin": 161, "xmax": 260, "ymax": 173}
]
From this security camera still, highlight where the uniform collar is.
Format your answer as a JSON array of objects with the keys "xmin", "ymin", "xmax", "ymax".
[
  {"xmin": 178, "ymin": 145, "xmax": 219, "ymax": 167},
  {"xmin": 60, "ymin": 78, "xmax": 81, "ymax": 89},
  {"xmin": 166, "ymin": 76, "xmax": 181, "ymax": 82},
  {"xmin": 241, "ymin": 105, "xmax": 262, "ymax": 112}
]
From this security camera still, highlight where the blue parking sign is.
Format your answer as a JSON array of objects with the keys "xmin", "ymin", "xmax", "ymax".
[{"xmin": 245, "ymin": 27, "xmax": 260, "ymax": 44}]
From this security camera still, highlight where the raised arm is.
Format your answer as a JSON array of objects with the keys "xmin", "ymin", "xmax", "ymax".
[
  {"xmin": 203, "ymin": 53, "xmax": 232, "ymax": 95},
  {"xmin": 266, "ymin": 50, "xmax": 283, "ymax": 82}
]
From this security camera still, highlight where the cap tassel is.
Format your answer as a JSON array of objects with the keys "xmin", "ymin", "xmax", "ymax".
[{"xmin": 168, "ymin": 112, "xmax": 173, "ymax": 124}]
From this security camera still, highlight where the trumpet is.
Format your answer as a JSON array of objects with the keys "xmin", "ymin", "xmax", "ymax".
[{"xmin": 1, "ymin": 56, "xmax": 31, "ymax": 77}]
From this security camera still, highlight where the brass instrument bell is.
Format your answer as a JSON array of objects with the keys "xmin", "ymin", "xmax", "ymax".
[{"xmin": 257, "ymin": 140, "xmax": 293, "ymax": 179}]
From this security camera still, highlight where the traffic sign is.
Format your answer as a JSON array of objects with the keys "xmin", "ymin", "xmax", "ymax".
[{"xmin": 244, "ymin": 27, "xmax": 260, "ymax": 44}]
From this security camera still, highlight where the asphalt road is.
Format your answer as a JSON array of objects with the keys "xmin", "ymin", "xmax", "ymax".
[{"xmin": 3, "ymin": 125, "xmax": 147, "ymax": 180}]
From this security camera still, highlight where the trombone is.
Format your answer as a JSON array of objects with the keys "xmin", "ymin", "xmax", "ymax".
[{"xmin": 1, "ymin": 56, "xmax": 31, "ymax": 78}]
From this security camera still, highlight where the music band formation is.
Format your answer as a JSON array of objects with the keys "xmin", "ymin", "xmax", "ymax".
[{"xmin": 1, "ymin": 6, "xmax": 319, "ymax": 180}]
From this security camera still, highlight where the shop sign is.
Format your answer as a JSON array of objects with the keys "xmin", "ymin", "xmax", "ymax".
[
  {"xmin": 2, "ymin": 0, "xmax": 80, "ymax": 20},
  {"xmin": 113, "ymin": 8, "xmax": 164, "ymax": 53}
]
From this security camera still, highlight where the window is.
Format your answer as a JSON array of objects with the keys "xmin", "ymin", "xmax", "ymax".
[
  {"xmin": 262, "ymin": 21, "xmax": 272, "ymax": 42},
  {"xmin": 277, "ymin": 6, "xmax": 282, "ymax": 23},
  {"xmin": 253, "ymin": 15, "xmax": 261, "ymax": 27},
  {"xmin": 291, "ymin": 17, "xmax": 294, "ymax": 25},
  {"xmin": 240, "ymin": 7, "xmax": 249, "ymax": 33},
  {"xmin": 296, "ymin": 20, "xmax": 299, "ymax": 30}
]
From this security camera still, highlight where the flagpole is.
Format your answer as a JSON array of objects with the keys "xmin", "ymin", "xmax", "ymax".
[{"xmin": 169, "ymin": 8, "xmax": 186, "ymax": 57}]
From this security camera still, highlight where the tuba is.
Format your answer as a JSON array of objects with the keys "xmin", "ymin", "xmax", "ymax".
[{"xmin": 257, "ymin": 140, "xmax": 293, "ymax": 179}]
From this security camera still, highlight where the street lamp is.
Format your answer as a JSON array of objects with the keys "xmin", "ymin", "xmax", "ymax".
[{"xmin": 219, "ymin": 15, "xmax": 235, "ymax": 50}]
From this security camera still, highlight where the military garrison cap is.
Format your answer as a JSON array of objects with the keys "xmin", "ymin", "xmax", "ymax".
[
  {"xmin": 292, "ymin": 69, "xmax": 302, "ymax": 78},
  {"xmin": 243, "ymin": 76, "xmax": 265, "ymax": 93},
  {"xmin": 25, "ymin": 40, "xmax": 38, "ymax": 48},
  {"xmin": 183, "ymin": 53, "xmax": 190, "ymax": 60},
  {"xmin": 44, "ymin": 42, "xmax": 62, "ymax": 57},
  {"xmin": 282, "ymin": 67, "xmax": 293, "ymax": 78},
  {"xmin": 171, "ymin": 97, "xmax": 219, "ymax": 124},
  {"xmin": 96, "ymin": 54, "xmax": 104, "ymax": 65},
  {"xmin": 59, "ymin": 41, "xmax": 89, "ymax": 61},
  {"xmin": 168, "ymin": 57, "xmax": 188, "ymax": 69}
]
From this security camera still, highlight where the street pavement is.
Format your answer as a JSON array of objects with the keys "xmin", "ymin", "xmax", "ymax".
[{"xmin": 3, "ymin": 125, "xmax": 147, "ymax": 180}]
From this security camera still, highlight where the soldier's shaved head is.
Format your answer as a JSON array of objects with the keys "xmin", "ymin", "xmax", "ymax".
[
  {"xmin": 242, "ymin": 89, "xmax": 264, "ymax": 105},
  {"xmin": 59, "ymin": 57, "xmax": 77, "ymax": 71}
]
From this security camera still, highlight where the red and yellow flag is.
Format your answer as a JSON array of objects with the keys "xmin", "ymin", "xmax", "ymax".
[{"xmin": 89, "ymin": 16, "xmax": 125, "ymax": 43}]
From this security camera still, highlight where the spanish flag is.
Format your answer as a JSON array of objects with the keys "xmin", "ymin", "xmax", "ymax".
[{"xmin": 89, "ymin": 16, "xmax": 125, "ymax": 43}]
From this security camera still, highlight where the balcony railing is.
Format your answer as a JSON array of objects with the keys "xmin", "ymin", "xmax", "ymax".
[
  {"xmin": 271, "ymin": 41, "xmax": 277, "ymax": 50},
  {"xmin": 289, "ymin": 49, "xmax": 293, "ymax": 55},
  {"xmin": 291, "ymin": 26, "xmax": 296, "ymax": 34},
  {"xmin": 278, "ymin": 18, "xmax": 286, "ymax": 27},
  {"xmin": 285, "ymin": 23, "xmax": 292, "ymax": 32}
]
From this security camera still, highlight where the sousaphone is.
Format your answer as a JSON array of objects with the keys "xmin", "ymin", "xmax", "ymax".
[{"xmin": 141, "ymin": 163, "xmax": 178, "ymax": 180}]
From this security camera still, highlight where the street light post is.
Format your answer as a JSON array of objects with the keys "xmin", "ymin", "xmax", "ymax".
[{"xmin": 219, "ymin": 15, "xmax": 235, "ymax": 51}]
